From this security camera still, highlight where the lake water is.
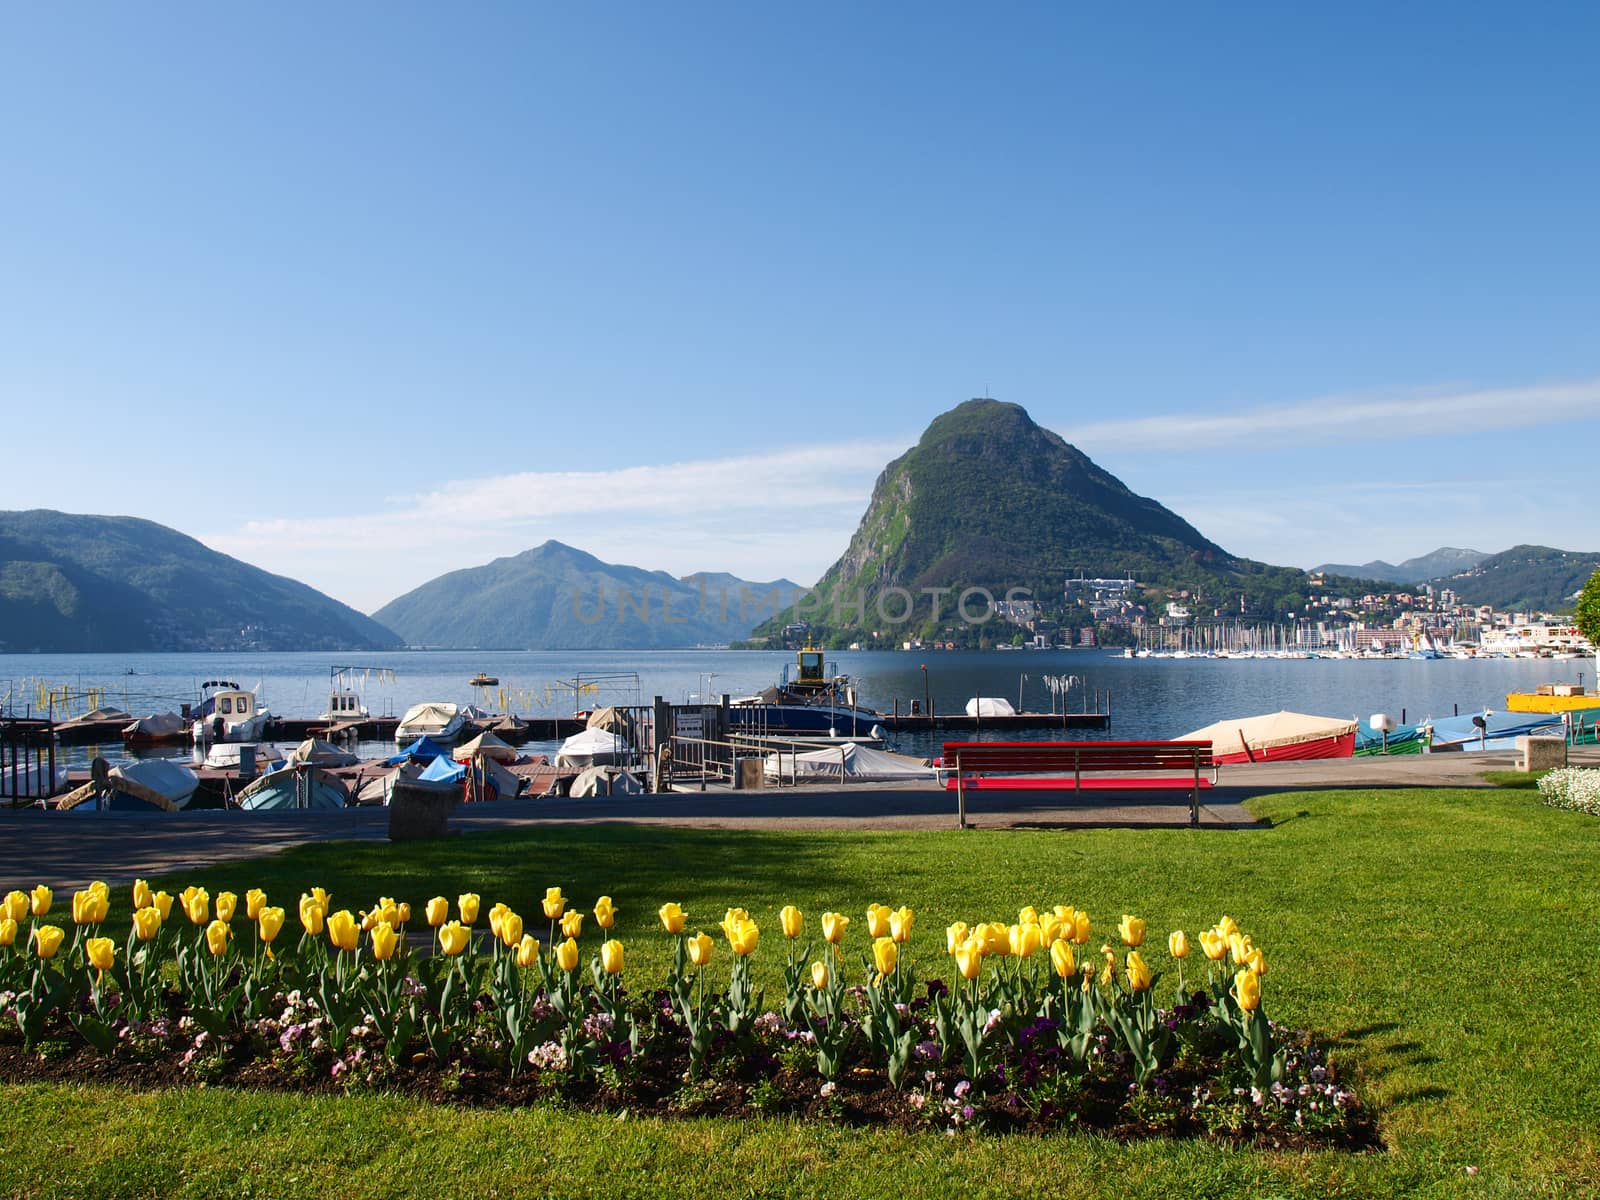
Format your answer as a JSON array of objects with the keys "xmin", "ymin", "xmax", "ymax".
[{"xmin": 4, "ymin": 648, "xmax": 1589, "ymax": 770}]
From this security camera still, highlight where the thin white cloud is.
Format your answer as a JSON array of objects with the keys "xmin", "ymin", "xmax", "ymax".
[
  {"xmin": 1057, "ymin": 378, "xmax": 1600, "ymax": 453},
  {"xmin": 200, "ymin": 439, "xmax": 907, "ymax": 610}
]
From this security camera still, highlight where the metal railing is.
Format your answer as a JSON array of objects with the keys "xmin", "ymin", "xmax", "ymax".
[{"xmin": 664, "ymin": 732, "xmax": 868, "ymax": 790}]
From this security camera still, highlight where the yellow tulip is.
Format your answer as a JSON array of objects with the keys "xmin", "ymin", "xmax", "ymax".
[
  {"xmin": 438, "ymin": 921, "xmax": 470, "ymax": 956},
  {"xmin": 866, "ymin": 903, "xmax": 891, "ymax": 938},
  {"xmin": 84, "ymin": 936, "xmax": 114, "ymax": 971},
  {"xmin": 258, "ymin": 906, "xmax": 285, "ymax": 944},
  {"xmin": 659, "ymin": 902, "xmax": 688, "ymax": 934},
  {"xmin": 1229, "ymin": 933, "xmax": 1254, "ymax": 965},
  {"xmin": 1039, "ymin": 913, "xmax": 1064, "ymax": 946},
  {"xmin": 308, "ymin": 887, "xmax": 331, "ymax": 912},
  {"xmin": 1246, "ymin": 949, "xmax": 1268, "ymax": 977},
  {"xmin": 1050, "ymin": 939, "xmax": 1075, "ymax": 979},
  {"xmin": 72, "ymin": 888, "xmax": 108, "ymax": 925},
  {"xmin": 555, "ymin": 936, "xmax": 580, "ymax": 972},
  {"xmin": 151, "ymin": 891, "xmax": 173, "ymax": 921},
  {"xmin": 981, "ymin": 921, "xmax": 1010, "ymax": 957},
  {"xmin": 327, "ymin": 909, "xmax": 359, "ymax": 953},
  {"xmin": 299, "ymin": 894, "xmax": 325, "ymax": 936},
  {"xmin": 132, "ymin": 879, "xmax": 152, "ymax": 911},
  {"xmin": 425, "ymin": 896, "xmax": 449, "ymax": 927},
  {"xmin": 686, "ymin": 931, "xmax": 715, "ymax": 967},
  {"xmin": 821, "ymin": 912, "xmax": 850, "ymax": 944},
  {"xmin": 1215, "ymin": 914, "xmax": 1240, "ymax": 939},
  {"xmin": 1234, "ymin": 968, "xmax": 1260, "ymax": 1012},
  {"xmin": 1126, "ymin": 950, "xmax": 1153, "ymax": 991},
  {"xmin": 872, "ymin": 935, "xmax": 898, "ymax": 976},
  {"xmin": 0, "ymin": 918, "xmax": 15, "ymax": 947},
  {"xmin": 1018, "ymin": 905, "xmax": 1040, "ymax": 926},
  {"xmin": 30, "ymin": 886, "xmax": 52, "ymax": 917},
  {"xmin": 542, "ymin": 887, "xmax": 566, "ymax": 921},
  {"xmin": 458, "ymin": 893, "xmax": 480, "ymax": 925},
  {"xmin": 1169, "ymin": 930, "xmax": 1190, "ymax": 959},
  {"xmin": 955, "ymin": 941, "xmax": 983, "ymax": 980},
  {"xmin": 594, "ymin": 896, "xmax": 617, "ymax": 929},
  {"xmin": 371, "ymin": 922, "xmax": 398, "ymax": 962},
  {"xmin": 890, "ymin": 906, "xmax": 915, "ymax": 944},
  {"xmin": 811, "ymin": 960, "xmax": 830, "ymax": 989},
  {"xmin": 206, "ymin": 919, "xmax": 230, "ymax": 957},
  {"xmin": 946, "ymin": 921, "xmax": 970, "ymax": 954},
  {"xmin": 182, "ymin": 887, "xmax": 210, "ymax": 926},
  {"xmin": 488, "ymin": 902, "xmax": 508, "ymax": 941},
  {"xmin": 132, "ymin": 907, "xmax": 162, "ymax": 942},
  {"xmin": 516, "ymin": 934, "xmax": 539, "ymax": 968},
  {"xmin": 561, "ymin": 910, "xmax": 584, "ymax": 939},
  {"xmin": 1199, "ymin": 930, "xmax": 1228, "ymax": 960},
  {"xmin": 497, "ymin": 910, "xmax": 522, "ymax": 947},
  {"xmin": 601, "ymin": 939, "xmax": 624, "ymax": 974},
  {"xmin": 718, "ymin": 907, "xmax": 750, "ymax": 943},
  {"xmin": 2, "ymin": 891, "xmax": 27, "ymax": 923},
  {"xmin": 779, "ymin": 904, "xmax": 804, "ymax": 939},
  {"xmin": 727, "ymin": 919, "xmax": 760, "ymax": 957},
  {"xmin": 1009, "ymin": 922, "xmax": 1042, "ymax": 959},
  {"xmin": 33, "ymin": 924, "xmax": 64, "ymax": 959},
  {"xmin": 245, "ymin": 888, "xmax": 266, "ymax": 920},
  {"xmin": 1071, "ymin": 912, "xmax": 1092, "ymax": 945},
  {"xmin": 215, "ymin": 892, "xmax": 238, "ymax": 923},
  {"xmin": 395, "ymin": 902, "xmax": 411, "ymax": 926},
  {"xmin": 1118, "ymin": 915, "xmax": 1146, "ymax": 948}
]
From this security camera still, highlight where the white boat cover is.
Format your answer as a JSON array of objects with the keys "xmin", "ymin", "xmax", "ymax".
[
  {"xmin": 286, "ymin": 738, "xmax": 360, "ymax": 766},
  {"xmin": 110, "ymin": 759, "xmax": 200, "ymax": 806},
  {"xmin": 203, "ymin": 742, "xmax": 287, "ymax": 771},
  {"xmin": 396, "ymin": 702, "xmax": 462, "ymax": 738},
  {"xmin": 554, "ymin": 727, "xmax": 628, "ymax": 769},
  {"xmin": 477, "ymin": 756, "xmax": 524, "ymax": 799},
  {"xmin": 453, "ymin": 731, "xmax": 519, "ymax": 763},
  {"xmin": 965, "ymin": 697, "xmax": 1016, "ymax": 717},
  {"xmin": 123, "ymin": 712, "xmax": 187, "ymax": 739},
  {"xmin": 570, "ymin": 766, "xmax": 644, "ymax": 797},
  {"xmin": 1178, "ymin": 711, "xmax": 1359, "ymax": 757},
  {"xmin": 763, "ymin": 743, "xmax": 936, "ymax": 782},
  {"xmin": 60, "ymin": 706, "xmax": 133, "ymax": 726},
  {"xmin": 586, "ymin": 706, "xmax": 635, "ymax": 735}
]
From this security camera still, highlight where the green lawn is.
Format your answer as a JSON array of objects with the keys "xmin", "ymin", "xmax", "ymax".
[{"xmin": 3, "ymin": 786, "xmax": 1598, "ymax": 1199}]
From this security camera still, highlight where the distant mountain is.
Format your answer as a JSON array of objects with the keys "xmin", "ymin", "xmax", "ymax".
[
  {"xmin": 752, "ymin": 398, "xmax": 1318, "ymax": 644},
  {"xmin": 1429, "ymin": 545, "xmax": 1600, "ymax": 612},
  {"xmin": 372, "ymin": 541, "xmax": 803, "ymax": 649},
  {"xmin": 1313, "ymin": 547, "xmax": 1488, "ymax": 584},
  {"xmin": 0, "ymin": 510, "xmax": 402, "ymax": 652}
]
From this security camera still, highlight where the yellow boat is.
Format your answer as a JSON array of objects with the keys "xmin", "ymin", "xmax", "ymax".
[{"xmin": 1505, "ymin": 683, "xmax": 1600, "ymax": 713}]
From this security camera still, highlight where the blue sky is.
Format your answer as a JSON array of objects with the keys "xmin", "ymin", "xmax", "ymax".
[{"xmin": 3, "ymin": 4, "xmax": 1597, "ymax": 610}]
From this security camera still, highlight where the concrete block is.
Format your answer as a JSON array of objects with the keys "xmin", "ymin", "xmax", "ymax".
[{"xmin": 1516, "ymin": 735, "xmax": 1567, "ymax": 772}]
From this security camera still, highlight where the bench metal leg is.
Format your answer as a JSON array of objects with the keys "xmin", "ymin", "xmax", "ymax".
[
  {"xmin": 957, "ymin": 771, "xmax": 967, "ymax": 829},
  {"xmin": 1191, "ymin": 758, "xmax": 1200, "ymax": 827}
]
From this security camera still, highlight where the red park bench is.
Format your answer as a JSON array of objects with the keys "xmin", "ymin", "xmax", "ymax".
[{"xmin": 939, "ymin": 740, "xmax": 1217, "ymax": 829}]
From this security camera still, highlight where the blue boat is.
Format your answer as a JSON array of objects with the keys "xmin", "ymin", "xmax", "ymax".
[
  {"xmin": 236, "ymin": 765, "xmax": 350, "ymax": 810},
  {"xmin": 726, "ymin": 646, "xmax": 883, "ymax": 737}
]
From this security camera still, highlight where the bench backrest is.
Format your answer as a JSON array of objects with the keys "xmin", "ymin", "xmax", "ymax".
[{"xmin": 943, "ymin": 740, "xmax": 1214, "ymax": 771}]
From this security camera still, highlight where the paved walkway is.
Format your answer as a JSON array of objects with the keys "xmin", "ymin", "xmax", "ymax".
[{"xmin": 2, "ymin": 746, "xmax": 1581, "ymax": 891}]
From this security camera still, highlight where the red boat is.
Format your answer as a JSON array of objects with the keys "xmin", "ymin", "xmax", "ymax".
[{"xmin": 1179, "ymin": 710, "xmax": 1357, "ymax": 765}]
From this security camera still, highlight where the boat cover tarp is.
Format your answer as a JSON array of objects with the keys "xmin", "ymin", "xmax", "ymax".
[
  {"xmin": 586, "ymin": 706, "xmax": 635, "ymax": 736},
  {"xmin": 1179, "ymin": 710, "xmax": 1359, "ymax": 764},
  {"xmin": 1354, "ymin": 720, "xmax": 1424, "ymax": 756},
  {"xmin": 420, "ymin": 755, "xmax": 468, "ymax": 784},
  {"xmin": 203, "ymin": 742, "xmax": 287, "ymax": 771},
  {"xmin": 475, "ymin": 756, "xmax": 523, "ymax": 799},
  {"xmin": 286, "ymin": 738, "xmax": 360, "ymax": 767},
  {"xmin": 763, "ymin": 743, "xmax": 936, "ymax": 782},
  {"xmin": 1426, "ymin": 710, "xmax": 1565, "ymax": 751},
  {"xmin": 396, "ymin": 702, "xmax": 462, "ymax": 738},
  {"xmin": 59, "ymin": 706, "xmax": 133, "ymax": 726},
  {"xmin": 965, "ymin": 697, "xmax": 1016, "ymax": 718},
  {"xmin": 453, "ymin": 731, "xmax": 519, "ymax": 763},
  {"xmin": 236, "ymin": 766, "xmax": 350, "ymax": 810},
  {"xmin": 122, "ymin": 712, "xmax": 186, "ymax": 740},
  {"xmin": 387, "ymin": 735, "xmax": 453, "ymax": 765},
  {"xmin": 109, "ymin": 759, "xmax": 199, "ymax": 807},
  {"xmin": 570, "ymin": 766, "xmax": 644, "ymax": 797},
  {"xmin": 555, "ymin": 727, "xmax": 628, "ymax": 770}
]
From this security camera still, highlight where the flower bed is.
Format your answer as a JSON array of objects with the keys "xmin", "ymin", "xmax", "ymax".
[
  {"xmin": 1536, "ymin": 766, "xmax": 1600, "ymax": 815},
  {"xmin": 0, "ymin": 882, "xmax": 1374, "ymax": 1148}
]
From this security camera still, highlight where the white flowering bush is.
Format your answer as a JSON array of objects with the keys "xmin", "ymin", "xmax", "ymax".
[{"xmin": 1535, "ymin": 767, "xmax": 1600, "ymax": 816}]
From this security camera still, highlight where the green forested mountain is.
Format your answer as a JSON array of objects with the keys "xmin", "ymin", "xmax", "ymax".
[
  {"xmin": 1429, "ymin": 545, "xmax": 1600, "ymax": 612},
  {"xmin": 752, "ymin": 398, "xmax": 1316, "ymax": 644},
  {"xmin": 372, "ymin": 541, "xmax": 802, "ymax": 649},
  {"xmin": 0, "ymin": 510, "xmax": 401, "ymax": 652}
]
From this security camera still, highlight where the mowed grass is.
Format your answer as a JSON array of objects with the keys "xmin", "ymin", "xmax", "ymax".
[{"xmin": 2, "ymin": 786, "xmax": 1598, "ymax": 1199}]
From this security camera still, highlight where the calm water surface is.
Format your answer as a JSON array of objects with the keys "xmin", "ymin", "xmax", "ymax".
[{"xmin": 3, "ymin": 648, "xmax": 1588, "ymax": 768}]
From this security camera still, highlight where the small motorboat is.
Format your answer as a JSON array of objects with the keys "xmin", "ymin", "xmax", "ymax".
[{"xmin": 470, "ymin": 673, "xmax": 499, "ymax": 687}]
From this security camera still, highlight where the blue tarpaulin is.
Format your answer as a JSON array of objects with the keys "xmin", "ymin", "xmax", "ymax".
[
  {"xmin": 1425, "ymin": 710, "xmax": 1565, "ymax": 751},
  {"xmin": 419, "ymin": 755, "xmax": 467, "ymax": 784},
  {"xmin": 387, "ymin": 736, "xmax": 453, "ymax": 765}
]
